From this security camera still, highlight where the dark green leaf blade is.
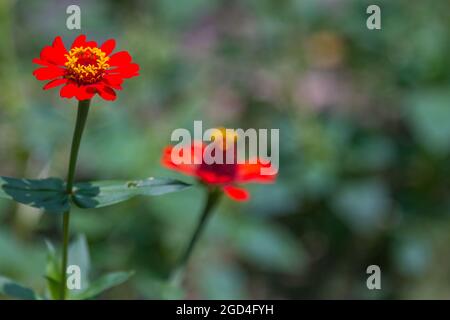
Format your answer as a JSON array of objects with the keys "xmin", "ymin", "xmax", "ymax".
[
  {"xmin": 72, "ymin": 178, "xmax": 190, "ymax": 209},
  {"xmin": 0, "ymin": 176, "xmax": 69, "ymax": 214},
  {"xmin": 73, "ymin": 271, "xmax": 134, "ymax": 300},
  {"xmin": 0, "ymin": 276, "xmax": 39, "ymax": 300}
]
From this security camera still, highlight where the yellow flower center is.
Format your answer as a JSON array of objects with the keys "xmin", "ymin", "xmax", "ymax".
[
  {"xmin": 210, "ymin": 128, "xmax": 238, "ymax": 149},
  {"xmin": 64, "ymin": 47, "xmax": 110, "ymax": 84}
]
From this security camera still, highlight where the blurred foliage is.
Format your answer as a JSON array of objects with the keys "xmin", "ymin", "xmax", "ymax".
[{"xmin": 0, "ymin": 0, "xmax": 450, "ymax": 299}]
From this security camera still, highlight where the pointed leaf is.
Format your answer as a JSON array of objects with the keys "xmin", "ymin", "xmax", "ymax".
[
  {"xmin": 44, "ymin": 240, "xmax": 61, "ymax": 300},
  {"xmin": 0, "ymin": 276, "xmax": 39, "ymax": 300},
  {"xmin": 67, "ymin": 234, "xmax": 90, "ymax": 294},
  {"xmin": 0, "ymin": 177, "xmax": 69, "ymax": 214},
  {"xmin": 74, "ymin": 271, "xmax": 134, "ymax": 300},
  {"xmin": 72, "ymin": 178, "xmax": 190, "ymax": 209}
]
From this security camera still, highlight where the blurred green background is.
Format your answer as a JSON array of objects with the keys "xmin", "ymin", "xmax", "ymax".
[{"xmin": 1, "ymin": 0, "xmax": 450, "ymax": 299}]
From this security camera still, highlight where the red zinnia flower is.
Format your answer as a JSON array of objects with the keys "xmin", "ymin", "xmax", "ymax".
[
  {"xmin": 161, "ymin": 129, "xmax": 277, "ymax": 201},
  {"xmin": 32, "ymin": 35, "xmax": 139, "ymax": 101}
]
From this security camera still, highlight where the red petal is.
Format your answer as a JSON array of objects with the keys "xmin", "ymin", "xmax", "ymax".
[
  {"xmin": 84, "ymin": 41, "xmax": 98, "ymax": 48},
  {"xmin": 196, "ymin": 170, "xmax": 235, "ymax": 184},
  {"xmin": 33, "ymin": 67, "xmax": 65, "ymax": 80},
  {"xmin": 32, "ymin": 58, "xmax": 53, "ymax": 67},
  {"xmin": 70, "ymin": 34, "xmax": 98, "ymax": 49},
  {"xmin": 223, "ymin": 185, "xmax": 250, "ymax": 201},
  {"xmin": 60, "ymin": 83, "xmax": 78, "ymax": 98},
  {"xmin": 161, "ymin": 144, "xmax": 203, "ymax": 177},
  {"xmin": 71, "ymin": 34, "xmax": 86, "ymax": 48},
  {"xmin": 40, "ymin": 46, "xmax": 67, "ymax": 65},
  {"xmin": 43, "ymin": 78, "xmax": 67, "ymax": 90},
  {"xmin": 100, "ymin": 39, "xmax": 116, "ymax": 55},
  {"xmin": 102, "ymin": 75, "xmax": 123, "ymax": 89},
  {"xmin": 96, "ymin": 84, "xmax": 117, "ymax": 101},
  {"xmin": 236, "ymin": 159, "xmax": 277, "ymax": 183},
  {"xmin": 108, "ymin": 51, "xmax": 132, "ymax": 66},
  {"xmin": 107, "ymin": 63, "xmax": 139, "ymax": 78},
  {"xmin": 52, "ymin": 36, "xmax": 67, "ymax": 55},
  {"xmin": 76, "ymin": 85, "xmax": 96, "ymax": 101}
]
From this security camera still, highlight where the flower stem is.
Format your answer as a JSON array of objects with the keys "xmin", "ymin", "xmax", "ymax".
[
  {"xmin": 170, "ymin": 187, "xmax": 222, "ymax": 284},
  {"xmin": 59, "ymin": 99, "xmax": 91, "ymax": 300}
]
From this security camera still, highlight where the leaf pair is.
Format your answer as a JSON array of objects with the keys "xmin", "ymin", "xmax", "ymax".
[
  {"xmin": 0, "ymin": 176, "xmax": 190, "ymax": 214},
  {"xmin": 46, "ymin": 236, "xmax": 134, "ymax": 300},
  {"xmin": 0, "ymin": 235, "xmax": 134, "ymax": 300}
]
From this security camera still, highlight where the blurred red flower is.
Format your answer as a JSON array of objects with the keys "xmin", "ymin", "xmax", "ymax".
[
  {"xmin": 161, "ymin": 131, "xmax": 277, "ymax": 201},
  {"xmin": 32, "ymin": 35, "xmax": 139, "ymax": 101}
]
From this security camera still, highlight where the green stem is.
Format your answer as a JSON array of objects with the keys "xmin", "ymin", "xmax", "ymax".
[
  {"xmin": 170, "ymin": 187, "xmax": 222, "ymax": 284},
  {"xmin": 59, "ymin": 99, "xmax": 91, "ymax": 300}
]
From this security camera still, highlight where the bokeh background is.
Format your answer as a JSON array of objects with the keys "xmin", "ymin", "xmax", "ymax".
[{"xmin": 1, "ymin": 0, "xmax": 449, "ymax": 299}]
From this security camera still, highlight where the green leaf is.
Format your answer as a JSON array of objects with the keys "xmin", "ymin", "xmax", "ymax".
[
  {"xmin": 0, "ymin": 176, "xmax": 190, "ymax": 212},
  {"xmin": 0, "ymin": 276, "xmax": 39, "ymax": 300},
  {"xmin": 72, "ymin": 178, "xmax": 191, "ymax": 209},
  {"xmin": 44, "ymin": 240, "xmax": 61, "ymax": 300},
  {"xmin": 0, "ymin": 176, "xmax": 69, "ymax": 214},
  {"xmin": 73, "ymin": 271, "xmax": 134, "ymax": 300},
  {"xmin": 44, "ymin": 236, "xmax": 92, "ymax": 300},
  {"xmin": 67, "ymin": 235, "xmax": 90, "ymax": 294}
]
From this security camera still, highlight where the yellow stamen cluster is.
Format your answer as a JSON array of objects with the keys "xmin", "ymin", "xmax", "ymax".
[
  {"xmin": 210, "ymin": 128, "xmax": 238, "ymax": 149},
  {"xmin": 64, "ymin": 47, "xmax": 110, "ymax": 84}
]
